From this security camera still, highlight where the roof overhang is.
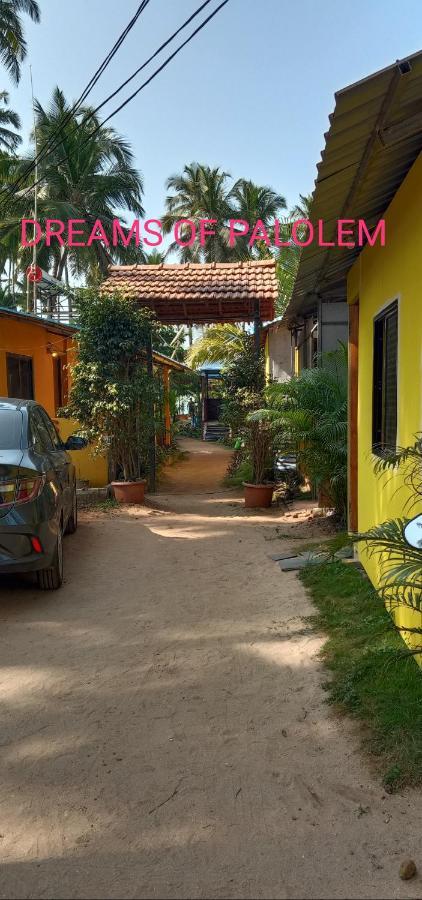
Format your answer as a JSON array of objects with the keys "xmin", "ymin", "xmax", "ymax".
[
  {"xmin": 151, "ymin": 350, "xmax": 195, "ymax": 374},
  {"xmin": 0, "ymin": 307, "xmax": 77, "ymax": 337},
  {"xmin": 286, "ymin": 49, "xmax": 422, "ymax": 321},
  {"xmin": 101, "ymin": 260, "xmax": 278, "ymax": 324}
]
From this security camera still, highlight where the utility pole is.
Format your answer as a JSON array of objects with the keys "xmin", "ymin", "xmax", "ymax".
[{"xmin": 29, "ymin": 65, "xmax": 38, "ymax": 314}]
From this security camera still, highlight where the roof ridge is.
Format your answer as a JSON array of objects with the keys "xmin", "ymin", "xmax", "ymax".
[{"xmin": 108, "ymin": 258, "xmax": 276, "ymax": 273}]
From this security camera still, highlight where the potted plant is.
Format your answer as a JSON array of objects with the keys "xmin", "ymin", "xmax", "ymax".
[
  {"xmin": 63, "ymin": 290, "xmax": 157, "ymax": 505},
  {"xmin": 243, "ymin": 414, "xmax": 275, "ymax": 508}
]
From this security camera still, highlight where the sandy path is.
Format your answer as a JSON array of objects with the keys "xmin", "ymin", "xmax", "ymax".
[{"xmin": 0, "ymin": 439, "xmax": 420, "ymax": 900}]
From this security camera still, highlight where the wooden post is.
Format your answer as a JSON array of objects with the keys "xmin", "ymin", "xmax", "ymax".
[
  {"xmin": 254, "ymin": 298, "xmax": 261, "ymax": 359},
  {"xmin": 163, "ymin": 366, "xmax": 171, "ymax": 448},
  {"xmin": 348, "ymin": 300, "xmax": 359, "ymax": 533},
  {"xmin": 201, "ymin": 372, "xmax": 208, "ymax": 439},
  {"xmin": 146, "ymin": 332, "xmax": 156, "ymax": 492}
]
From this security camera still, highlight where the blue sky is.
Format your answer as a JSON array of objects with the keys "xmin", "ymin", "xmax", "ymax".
[{"xmin": 7, "ymin": 0, "xmax": 422, "ymax": 219}]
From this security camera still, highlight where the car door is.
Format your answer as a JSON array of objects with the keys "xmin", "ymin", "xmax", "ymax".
[{"xmin": 36, "ymin": 408, "xmax": 73, "ymax": 524}]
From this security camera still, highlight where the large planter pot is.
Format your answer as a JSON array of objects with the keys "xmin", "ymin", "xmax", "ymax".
[
  {"xmin": 111, "ymin": 479, "xmax": 147, "ymax": 504},
  {"xmin": 243, "ymin": 482, "xmax": 274, "ymax": 509}
]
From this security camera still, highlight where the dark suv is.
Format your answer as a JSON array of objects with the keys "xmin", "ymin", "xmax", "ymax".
[{"xmin": 0, "ymin": 399, "xmax": 85, "ymax": 589}]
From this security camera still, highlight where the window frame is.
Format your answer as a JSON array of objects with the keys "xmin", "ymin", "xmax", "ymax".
[
  {"xmin": 372, "ymin": 298, "xmax": 399, "ymax": 456},
  {"xmin": 6, "ymin": 353, "xmax": 34, "ymax": 401}
]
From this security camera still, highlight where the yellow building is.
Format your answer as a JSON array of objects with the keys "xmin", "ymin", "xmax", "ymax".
[
  {"xmin": 285, "ymin": 51, "xmax": 422, "ymax": 649},
  {"xmin": 347, "ymin": 151, "xmax": 422, "ymax": 643},
  {"xmin": 0, "ymin": 307, "xmax": 189, "ymax": 487}
]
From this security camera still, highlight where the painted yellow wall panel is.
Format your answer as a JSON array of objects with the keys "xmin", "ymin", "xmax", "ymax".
[
  {"xmin": 265, "ymin": 333, "xmax": 270, "ymax": 380},
  {"xmin": 348, "ymin": 152, "xmax": 422, "ymax": 649},
  {"xmin": 56, "ymin": 418, "xmax": 109, "ymax": 488}
]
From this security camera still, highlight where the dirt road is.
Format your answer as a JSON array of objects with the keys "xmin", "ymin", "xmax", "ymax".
[{"xmin": 0, "ymin": 439, "xmax": 420, "ymax": 899}]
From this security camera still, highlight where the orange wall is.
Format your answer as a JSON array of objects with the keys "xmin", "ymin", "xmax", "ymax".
[
  {"xmin": 0, "ymin": 316, "xmax": 71, "ymax": 417},
  {"xmin": 0, "ymin": 317, "xmax": 109, "ymax": 487}
]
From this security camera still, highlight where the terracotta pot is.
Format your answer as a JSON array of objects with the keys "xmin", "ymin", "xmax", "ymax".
[
  {"xmin": 111, "ymin": 479, "xmax": 147, "ymax": 504},
  {"xmin": 243, "ymin": 482, "xmax": 274, "ymax": 508}
]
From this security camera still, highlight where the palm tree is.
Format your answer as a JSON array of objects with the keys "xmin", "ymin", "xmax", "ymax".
[
  {"xmin": 275, "ymin": 192, "xmax": 313, "ymax": 315},
  {"xmin": 289, "ymin": 193, "xmax": 313, "ymax": 221},
  {"xmin": 2, "ymin": 87, "xmax": 145, "ymax": 280},
  {"xmin": 354, "ymin": 437, "xmax": 422, "ymax": 655},
  {"xmin": 145, "ymin": 249, "xmax": 165, "ymax": 264},
  {"xmin": 0, "ymin": 91, "xmax": 21, "ymax": 151},
  {"xmin": 229, "ymin": 178, "xmax": 286, "ymax": 259},
  {"xmin": 162, "ymin": 162, "xmax": 234, "ymax": 262},
  {"xmin": 0, "ymin": 0, "xmax": 40, "ymax": 84},
  {"xmin": 163, "ymin": 163, "xmax": 289, "ymax": 265},
  {"xmin": 187, "ymin": 323, "xmax": 247, "ymax": 368},
  {"xmin": 257, "ymin": 346, "xmax": 348, "ymax": 520}
]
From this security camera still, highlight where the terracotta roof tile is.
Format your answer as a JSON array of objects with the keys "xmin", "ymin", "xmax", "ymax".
[{"xmin": 101, "ymin": 260, "xmax": 277, "ymax": 324}]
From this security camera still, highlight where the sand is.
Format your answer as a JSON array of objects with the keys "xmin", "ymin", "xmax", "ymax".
[{"xmin": 0, "ymin": 438, "xmax": 420, "ymax": 899}]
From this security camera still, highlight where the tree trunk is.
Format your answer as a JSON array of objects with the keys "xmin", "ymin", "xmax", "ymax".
[
  {"xmin": 57, "ymin": 247, "xmax": 69, "ymax": 281},
  {"xmin": 146, "ymin": 332, "xmax": 156, "ymax": 492}
]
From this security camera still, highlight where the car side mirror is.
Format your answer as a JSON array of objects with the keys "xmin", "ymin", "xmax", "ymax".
[{"xmin": 64, "ymin": 435, "xmax": 88, "ymax": 451}]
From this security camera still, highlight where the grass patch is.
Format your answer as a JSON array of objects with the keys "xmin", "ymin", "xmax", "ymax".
[
  {"xmin": 297, "ymin": 530, "xmax": 351, "ymax": 555},
  {"xmin": 300, "ymin": 560, "xmax": 422, "ymax": 790},
  {"xmin": 224, "ymin": 458, "xmax": 253, "ymax": 487},
  {"xmin": 96, "ymin": 497, "xmax": 119, "ymax": 512}
]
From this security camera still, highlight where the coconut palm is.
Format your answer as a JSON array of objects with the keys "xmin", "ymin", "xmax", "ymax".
[
  {"xmin": 275, "ymin": 192, "xmax": 313, "ymax": 315},
  {"xmin": 0, "ymin": 91, "xmax": 21, "ymax": 151},
  {"xmin": 162, "ymin": 162, "xmax": 234, "ymax": 262},
  {"xmin": 289, "ymin": 193, "xmax": 313, "ymax": 221},
  {"xmin": 255, "ymin": 346, "xmax": 348, "ymax": 520},
  {"xmin": 145, "ymin": 249, "xmax": 165, "ymax": 264},
  {"xmin": 229, "ymin": 178, "xmax": 286, "ymax": 259},
  {"xmin": 0, "ymin": 0, "xmax": 40, "ymax": 84},
  {"xmin": 354, "ymin": 436, "xmax": 422, "ymax": 654},
  {"xmin": 2, "ymin": 87, "xmax": 145, "ymax": 280},
  {"xmin": 187, "ymin": 323, "xmax": 248, "ymax": 368}
]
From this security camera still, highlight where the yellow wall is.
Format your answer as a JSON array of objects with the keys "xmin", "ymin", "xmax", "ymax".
[
  {"xmin": 347, "ymin": 152, "xmax": 422, "ymax": 646},
  {"xmin": 264, "ymin": 333, "xmax": 270, "ymax": 379},
  {"xmin": 57, "ymin": 417, "xmax": 109, "ymax": 488},
  {"xmin": 0, "ymin": 316, "xmax": 109, "ymax": 487}
]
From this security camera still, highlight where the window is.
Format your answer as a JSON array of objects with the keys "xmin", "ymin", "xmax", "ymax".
[
  {"xmin": 6, "ymin": 354, "xmax": 34, "ymax": 400},
  {"xmin": 0, "ymin": 410, "xmax": 23, "ymax": 449},
  {"xmin": 32, "ymin": 406, "xmax": 63, "ymax": 452},
  {"xmin": 30, "ymin": 408, "xmax": 54, "ymax": 452},
  {"xmin": 38, "ymin": 407, "xmax": 62, "ymax": 450},
  {"xmin": 372, "ymin": 300, "xmax": 398, "ymax": 454}
]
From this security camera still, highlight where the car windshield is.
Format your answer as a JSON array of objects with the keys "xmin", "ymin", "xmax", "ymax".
[{"xmin": 0, "ymin": 410, "xmax": 23, "ymax": 450}]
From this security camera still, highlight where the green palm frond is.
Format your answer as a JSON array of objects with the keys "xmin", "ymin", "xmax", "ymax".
[
  {"xmin": 1, "ymin": 85, "xmax": 144, "ymax": 281},
  {"xmin": 258, "ymin": 347, "xmax": 348, "ymax": 518},
  {"xmin": 0, "ymin": 0, "xmax": 40, "ymax": 84},
  {"xmin": 186, "ymin": 324, "xmax": 247, "ymax": 368}
]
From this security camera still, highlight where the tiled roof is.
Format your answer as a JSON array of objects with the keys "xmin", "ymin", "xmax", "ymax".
[{"xmin": 101, "ymin": 260, "xmax": 277, "ymax": 324}]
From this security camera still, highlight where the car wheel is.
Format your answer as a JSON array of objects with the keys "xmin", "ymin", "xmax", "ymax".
[
  {"xmin": 65, "ymin": 487, "xmax": 78, "ymax": 535},
  {"xmin": 37, "ymin": 526, "xmax": 63, "ymax": 590}
]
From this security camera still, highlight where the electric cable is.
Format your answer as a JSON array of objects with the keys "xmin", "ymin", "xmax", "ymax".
[
  {"xmin": 0, "ymin": 0, "xmax": 151, "ymax": 201},
  {"xmin": 13, "ymin": 0, "xmax": 230, "ymax": 205}
]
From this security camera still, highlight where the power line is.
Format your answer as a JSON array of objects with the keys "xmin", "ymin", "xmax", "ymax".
[
  {"xmin": 100, "ymin": 0, "xmax": 230, "ymax": 129},
  {"xmin": 91, "ymin": 0, "xmax": 215, "ymax": 119},
  {"xmin": 12, "ymin": 0, "xmax": 230, "ymax": 207},
  {"xmin": 0, "ymin": 0, "xmax": 151, "ymax": 202},
  {"xmin": 1, "ymin": 0, "xmax": 214, "ymax": 205}
]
